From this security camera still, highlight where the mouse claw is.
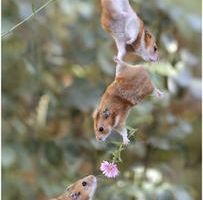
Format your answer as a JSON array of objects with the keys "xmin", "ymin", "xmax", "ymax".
[
  {"xmin": 126, "ymin": 38, "xmax": 134, "ymax": 44},
  {"xmin": 113, "ymin": 56, "xmax": 122, "ymax": 64},
  {"xmin": 153, "ymin": 88, "xmax": 164, "ymax": 98},
  {"xmin": 123, "ymin": 137, "xmax": 130, "ymax": 145},
  {"xmin": 113, "ymin": 56, "xmax": 119, "ymax": 63}
]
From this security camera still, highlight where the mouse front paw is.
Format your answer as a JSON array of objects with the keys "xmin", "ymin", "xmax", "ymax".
[
  {"xmin": 123, "ymin": 137, "xmax": 130, "ymax": 145},
  {"xmin": 153, "ymin": 88, "xmax": 164, "ymax": 98},
  {"xmin": 113, "ymin": 56, "xmax": 122, "ymax": 64},
  {"xmin": 126, "ymin": 37, "xmax": 135, "ymax": 44},
  {"xmin": 113, "ymin": 56, "xmax": 119, "ymax": 63}
]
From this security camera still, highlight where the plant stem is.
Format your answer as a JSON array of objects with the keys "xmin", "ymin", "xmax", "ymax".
[{"xmin": 2, "ymin": 0, "xmax": 57, "ymax": 38}]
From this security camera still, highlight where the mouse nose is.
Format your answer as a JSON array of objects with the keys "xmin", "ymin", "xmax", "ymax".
[
  {"xmin": 97, "ymin": 137, "xmax": 102, "ymax": 141},
  {"xmin": 96, "ymin": 135, "xmax": 103, "ymax": 141}
]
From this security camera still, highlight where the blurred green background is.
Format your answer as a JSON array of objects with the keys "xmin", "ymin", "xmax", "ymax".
[{"xmin": 2, "ymin": 0, "xmax": 202, "ymax": 199}]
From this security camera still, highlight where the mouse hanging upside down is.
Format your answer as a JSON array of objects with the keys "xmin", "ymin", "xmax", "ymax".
[
  {"xmin": 93, "ymin": 58, "xmax": 154, "ymax": 145},
  {"xmin": 100, "ymin": 0, "xmax": 159, "ymax": 61}
]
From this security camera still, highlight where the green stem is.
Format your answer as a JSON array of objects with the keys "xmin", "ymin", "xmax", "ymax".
[{"xmin": 2, "ymin": 0, "xmax": 57, "ymax": 38}]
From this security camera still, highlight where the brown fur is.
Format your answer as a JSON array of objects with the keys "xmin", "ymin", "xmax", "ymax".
[
  {"xmin": 93, "ymin": 61, "xmax": 154, "ymax": 142},
  {"xmin": 125, "ymin": 21, "xmax": 158, "ymax": 57},
  {"xmin": 100, "ymin": 0, "xmax": 123, "ymax": 33},
  {"xmin": 100, "ymin": 0, "xmax": 114, "ymax": 33},
  {"xmin": 100, "ymin": 0, "xmax": 158, "ymax": 61}
]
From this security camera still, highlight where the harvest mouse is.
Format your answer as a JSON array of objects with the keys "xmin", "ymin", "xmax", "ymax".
[
  {"xmin": 49, "ymin": 175, "xmax": 97, "ymax": 200},
  {"xmin": 100, "ymin": 0, "xmax": 159, "ymax": 61},
  {"xmin": 93, "ymin": 58, "xmax": 154, "ymax": 145}
]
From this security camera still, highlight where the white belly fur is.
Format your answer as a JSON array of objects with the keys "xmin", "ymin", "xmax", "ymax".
[{"xmin": 108, "ymin": 0, "xmax": 140, "ymax": 41}]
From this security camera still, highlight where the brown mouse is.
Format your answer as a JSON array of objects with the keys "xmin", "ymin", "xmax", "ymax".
[
  {"xmin": 93, "ymin": 58, "xmax": 154, "ymax": 144},
  {"xmin": 49, "ymin": 175, "xmax": 97, "ymax": 200},
  {"xmin": 100, "ymin": 0, "xmax": 159, "ymax": 61}
]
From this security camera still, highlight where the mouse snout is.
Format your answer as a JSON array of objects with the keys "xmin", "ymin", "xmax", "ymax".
[
  {"xmin": 96, "ymin": 135, "xmax": 103, "ymax": 141},
  {"xmin": 87, "ymin": 175, "xmax": 97, "ymax": 183}
]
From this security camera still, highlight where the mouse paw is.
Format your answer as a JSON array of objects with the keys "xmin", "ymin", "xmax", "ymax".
[
  {"xmin": 113, "ymin": 56, "xmax": 123, "ymax": 64},
  {"xmin": 126, "ymin": 38, "xmax": 135, "ymax": 44},
  {"xmin": 113, "ymin": 56, "xmax": 120, "ymax": 63},
  {"xmin": 123, "ymin": 137, "xmax": 130, "ymax": 145},
  {"xmin": 153, "ymin": 88, "xmax": 164, "ymax": 98}
]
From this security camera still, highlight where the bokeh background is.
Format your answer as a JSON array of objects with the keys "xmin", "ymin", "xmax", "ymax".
[{"xmin": 2, "ymin": 0, "xmax": 202, "ymax": 199}]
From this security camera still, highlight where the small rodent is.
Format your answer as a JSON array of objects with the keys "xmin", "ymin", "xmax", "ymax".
[
  {"xmin": 100, "ymin": 0, "xmax": 159, "ymax": 61},
  {"xmin": 49, "ymin": 175, "xmax": 97, "ymax": 200},
  {"xmin": 93, "ymin": 58, "xmax": 154, "ymax": 145}
]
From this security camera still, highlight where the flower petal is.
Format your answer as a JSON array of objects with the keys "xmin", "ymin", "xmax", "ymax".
[{"xmin": 100, "ymin": 160, "xmax": 119, "ymax": 178}]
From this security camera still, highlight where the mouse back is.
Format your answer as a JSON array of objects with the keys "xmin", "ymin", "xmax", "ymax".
[{"xmin": 113, "ymin": 66, "xmax": 154, "ymax": 105}]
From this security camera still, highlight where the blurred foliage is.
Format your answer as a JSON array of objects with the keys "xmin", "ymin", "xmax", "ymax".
[{"xmin": 2, "ymin": 0, "xmax": 201, "ymax": 200}]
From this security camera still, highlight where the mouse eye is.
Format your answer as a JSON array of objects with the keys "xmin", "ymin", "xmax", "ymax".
[
  {"xmin": 153, "ymin": 46, "xmax": 157, "ymax": 52},
  {"xmin": 98, "ymin": 127, "xmax": 104, "ymax": 132},
  {"xmin": 82, "ymin": 181, "xmax": 87, "ymax": 187}
]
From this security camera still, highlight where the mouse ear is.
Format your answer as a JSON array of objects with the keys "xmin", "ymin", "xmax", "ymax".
[
  {"xmin": 92, "ymin": 108, "xmax": 99, "ymax": 119},
  {"xmin": 70, "ymin": 192, "xmax": 80, "ymax": 200},
  {"xmin": 103, "ymin": 108, "xmax": 110, "ymax": 118}
]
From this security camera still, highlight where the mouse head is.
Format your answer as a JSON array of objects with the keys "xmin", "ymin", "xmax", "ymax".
[
  {"xmin": 141, "ymin": 30, "xmax": 159, "ymax": 62},
  {"xmin": 93, "ymin": 107, "xmax": 117, "ymax": 142},
  {"xmin": 66, "ymin": 175, "xmax": 97, "ymax": 200},
  {"xmin": 126, "ymin": 29, "xmax": 158, "ymax": 62}
]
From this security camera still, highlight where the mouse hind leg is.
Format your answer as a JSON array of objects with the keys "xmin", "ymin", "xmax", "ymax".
[
  {"xmin": 114, "ymin": 38, "xmax": 126, "ymax": 60},
  {"xmin": 125, "ymin": 17, "xmax": 140, "ymax": 44},
  {"xmin": 108, "ymin": 0, "xmax": 128, "ymax": 20}
]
